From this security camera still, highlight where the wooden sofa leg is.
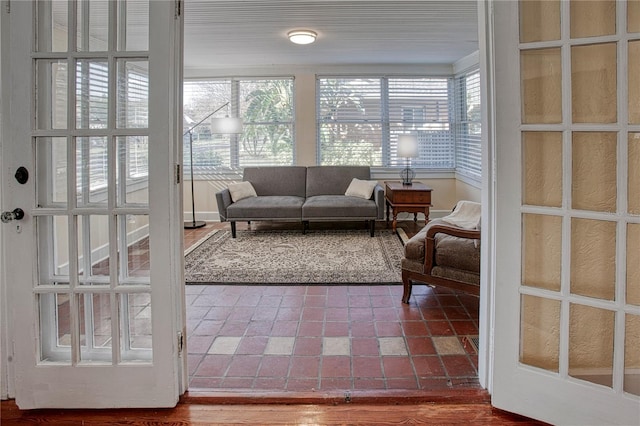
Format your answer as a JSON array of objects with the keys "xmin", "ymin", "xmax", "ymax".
[
  {"xmin": 369, "ymin": 220, "xmax": 375, "ymax": 237},
  {"xmin": 302, "ymin": 221, "xmax": 309, "ymax": 234},
  {"xmin": 402, "ymin": 279, "xmax": 412, "ymax": 304},
  {"xmin": 230, "ymin": 221, "xmax": 237, "ymax": 238}
]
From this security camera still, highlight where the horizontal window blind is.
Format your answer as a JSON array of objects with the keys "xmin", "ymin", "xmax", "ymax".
[
  {"xmin": 454, "ymin": 69, "xmax": 482, "ymax": 179},
  {"xmin": 76, "ymin": 60, "xmax": 109, "ymax": 129},
  {"xmin": 388, "ymin": 77, "xmax": 454, "ymax": 168},
  {"xmin": 318, "ymin": 78, "xmax": 383, "ymax": 166},
  {"xmin": 74, "ymin": 62, "xmax": 149, "ymax": 196},
  {"xmin": 183, "ymin": 78, "xmax": 294, "ymax": 175},
  {"xmin": 317, "ymin": 76, "xmax": 455, "ymax": 168}
]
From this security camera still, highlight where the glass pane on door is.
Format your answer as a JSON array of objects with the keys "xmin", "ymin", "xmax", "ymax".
[
  {"xmin": 517, "ymin": 0, "xmax": 637, "ymax": 405},
  {"xmin": 34, "ymin": 0, "xmax": 152, "ymax": 366},
  {"xmin": 569, "ymin": 304, "xmax": 615, "ymax": 388}
]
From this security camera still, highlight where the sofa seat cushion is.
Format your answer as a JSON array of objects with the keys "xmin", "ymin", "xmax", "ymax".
[
  {"xmin": 401, "ymin": 260, "xmax": 480, "ymax": 286},
  {"xmin": 401, "ymin": 258, "xmax": 424, "ymax": 274},
  {"xmin": 434, "ymin": 234, "xmax": 480, "ymax": 273},
  {"xmin": 302, "ymin": 195, "xmax": 377, "ymax": 219},
  {"xmin": 432, "ymin": 266, "xmax": 480, "ymax": 286},
  {"xmin": 227, "ymin": 196, "xmax": 304, "ymax": 220}
]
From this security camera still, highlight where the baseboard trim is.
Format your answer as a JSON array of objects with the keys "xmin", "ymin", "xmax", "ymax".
[{"xmin": 182, "ymin": 388, "xmax": 491, "ymax": 406}]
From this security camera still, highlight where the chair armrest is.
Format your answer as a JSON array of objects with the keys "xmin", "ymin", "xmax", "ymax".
[
  {"xmin": 425, "ymin": 224, "xmax": 481, "ymax": 241},
  {"xmin": 215, "ymin": 189, "xmax": 233, "ymax": 222},
  {"xmin": 424, "ymin": 224, "xmax": 480, "ymax": 272},
  {"xmin": 373, "ymin": 184, "xmax": 385, "ymax": 220}
]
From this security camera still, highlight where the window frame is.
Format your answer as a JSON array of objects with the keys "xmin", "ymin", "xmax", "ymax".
[
  {"xmin": 183, "ymin": 77, "xmax": 296, "ymax": 178},
  {"xmin": 316, "ymin": 75, "xmax": 457, "ymax": 171}
]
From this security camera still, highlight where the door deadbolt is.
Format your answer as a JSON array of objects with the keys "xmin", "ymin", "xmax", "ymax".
[
  {"xmin": 1, "ymin": 208, "xmax": 25, "ymax": 223},
  {"xmin": 14, "ymin": 167, "xmax": 29, "ymax": 184}
]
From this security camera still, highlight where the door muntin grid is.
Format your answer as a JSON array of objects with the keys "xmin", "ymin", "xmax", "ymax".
[
  {"xmin": 33, "ymin": 0, "xmax": 152, "ymax": 364},
  {"xmin": 518, "ymin": 0, "xmax": 640, "ymax": 397}
]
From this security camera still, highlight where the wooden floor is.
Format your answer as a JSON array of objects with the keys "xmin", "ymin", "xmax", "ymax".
[{"xmin": 1, "ymin": 398, "xmax": 546, "ymax": 425}]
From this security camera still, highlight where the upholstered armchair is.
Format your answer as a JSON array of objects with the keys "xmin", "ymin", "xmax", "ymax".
[{"xmin": 401, "ymin": 201, "xmax": 481, "ymax": 303}]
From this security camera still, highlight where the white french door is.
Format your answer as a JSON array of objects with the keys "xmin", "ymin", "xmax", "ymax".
[
  {"xmin": 1, "ymin": 0, "xmax": 185, "ymax": 408},
  {"xmin": 489, "ymin": 1, "xmax": 640, "ymax": 424}
]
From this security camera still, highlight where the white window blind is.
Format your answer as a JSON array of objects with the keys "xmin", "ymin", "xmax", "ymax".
[
  {"xmin": 454, "ymin": 69, "xmax": 482, "ymax": 179},
  {"xmin": 74, "ymin": 61, "xmax": 149, "ymax": 196},
  {"xmin": 317, "ymin": 78, "xmax": 383, "ymax": 166},
  {"xmin": 317, "ymin": 76, "xmax": 454, "ymax": 168},
  {"xmin": 76, "ymin": 60, "xmax": 109, "ymax": 129},
  {"xmin": 183, "ymin": 78, "xmax": 294, "ymax": 176},
  {"xmin": 388, "ymin": 77, "xmax": 454, "ymax": 168}
]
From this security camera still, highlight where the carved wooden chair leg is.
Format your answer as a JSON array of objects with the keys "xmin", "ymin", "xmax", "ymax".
[{"xmin": 402, "ymin": 278, "xmax": 413, "ymax": 304}]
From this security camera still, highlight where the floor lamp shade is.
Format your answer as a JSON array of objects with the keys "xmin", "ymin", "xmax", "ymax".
[{"xmin": 211, "ymin": 116, "xmax": 243, "ymax": 134}]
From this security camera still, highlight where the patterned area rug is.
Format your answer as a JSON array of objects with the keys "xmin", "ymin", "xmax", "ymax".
[{"xmin": 185, "ymin": 229, "xmax": 404, "ymax": 285}]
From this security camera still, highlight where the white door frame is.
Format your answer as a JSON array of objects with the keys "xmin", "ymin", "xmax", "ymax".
[
  {"xmin": 0, "ymin": 0, "xmax": 501, "ymax": 407},
  {"xmin": 476, "ymin": 0, "xmax": 497, "ymax": 392}
]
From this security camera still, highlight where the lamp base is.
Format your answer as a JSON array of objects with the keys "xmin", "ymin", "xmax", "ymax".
[
  {"xmin": 184, "ymin": 221, "xmax": 206, "ymax": 229},
  {"xmin": 400, "ymin": 167, "xmax": 415, "ymax": 186}
]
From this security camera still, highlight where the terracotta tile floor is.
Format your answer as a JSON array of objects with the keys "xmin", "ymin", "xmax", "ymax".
[{"xmin": 185, "ymin": 222, "xmax": 481, "ymax": 392}]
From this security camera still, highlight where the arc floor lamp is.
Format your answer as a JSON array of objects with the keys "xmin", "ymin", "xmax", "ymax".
[{"xmin": 184, "ymin": 102, "xmax": 243, "ymax": 229}]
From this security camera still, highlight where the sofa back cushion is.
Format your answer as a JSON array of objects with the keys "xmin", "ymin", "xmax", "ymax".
[
  {"xmin": 306, "ymin": 166, "xmax": 371, "ymax": 197},
  {"xmin": 243, "ymin": 166, "xmax": 307, "ymax": 197}
]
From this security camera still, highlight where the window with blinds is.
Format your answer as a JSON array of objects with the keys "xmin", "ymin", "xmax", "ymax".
[
  {"xmin": 317, "ymin": 78, "xmax": 383, "ymax": 165},
  {"xmin": 454, "ymin": 68, "xmax": 482, "ymax": 179},
  {"xmin": 183, "ymin": 78, "xmax": 294, "ymax": 176},
  {"xmin": 317, "ymin": 76, "xmax": 455, "ymax": 168},
  {"xmin": 74, "ymin": 61, "xmax": 149, "ymax": 196},
  {"xmin": 389, "ymin": 78, "xmax": 454, "ymax": 168}
]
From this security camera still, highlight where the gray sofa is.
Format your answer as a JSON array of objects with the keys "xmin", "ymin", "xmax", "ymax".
[{"xmin": 215, "ymin": 166, "xmax": 385, "ymax": 238}]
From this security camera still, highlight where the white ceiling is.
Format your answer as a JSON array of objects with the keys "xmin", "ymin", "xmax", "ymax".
[{"xmin": 183, "ymin": 0, "xmax": 479, "ymax": 70}]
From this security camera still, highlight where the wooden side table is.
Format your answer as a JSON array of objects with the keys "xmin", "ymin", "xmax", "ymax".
[{"xmin": 384, "ymin": 181, "xmax": 433, "ymax": 231}]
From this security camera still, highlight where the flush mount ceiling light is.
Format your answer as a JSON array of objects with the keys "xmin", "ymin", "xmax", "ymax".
[{"xmin": 287, "ymin": 29, "xmax": 317, "ymax": 45}]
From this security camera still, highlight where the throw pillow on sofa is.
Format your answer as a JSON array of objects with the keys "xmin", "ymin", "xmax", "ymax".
[
  {"xmin": 344, "ymin": 178, "xmax": 378, "ymax": 199},
  {"xmin": 228, "ymin": 181, "xmax": 257, "ymax": 202}
]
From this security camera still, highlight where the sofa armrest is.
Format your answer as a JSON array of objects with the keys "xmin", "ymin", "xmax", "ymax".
[
  {"xmin": 215, "ymin": 189, "xmax": 233, "ymax": 222},
  {"xmin": 424, "ymin": 224, "xmax": 480, "ymax": 272},
  {"xmin": 373, "ymin": 184, "xmax": 385, "ymax": 220}
]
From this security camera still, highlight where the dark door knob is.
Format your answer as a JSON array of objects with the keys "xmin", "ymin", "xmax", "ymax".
[{"xmin": 14, "ymin": 167, "xmax": 29, "ymax": 184}]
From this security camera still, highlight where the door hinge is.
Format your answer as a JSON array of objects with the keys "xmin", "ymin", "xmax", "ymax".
[
  {"xmin": 177, "ymin": 331, "xmax": 184, "ymax": 355},
  {"xmin": 5, "ymin": 0, "xmax": 10, "ymax": 14},
  {"xmin": 174, "ymin": 0, "xmax": 181, "ymax": 18},
  {"xmin": 175, "ymin": 164, "xmax": 181, "ymax": 184}
]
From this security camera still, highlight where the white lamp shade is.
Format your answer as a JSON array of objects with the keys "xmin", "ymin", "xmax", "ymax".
[
  {"xmin": 210, "ymin": 117, "xmax": 243, "ymax": 134},
  {"xmin": 397, "ymin": 134, "xmax": 419, "ymax": 158}
]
